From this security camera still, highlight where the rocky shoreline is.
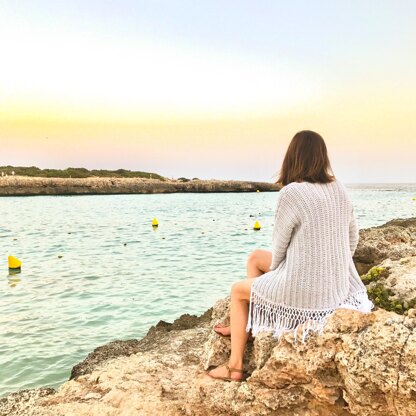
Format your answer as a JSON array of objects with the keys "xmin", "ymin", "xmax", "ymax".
[
  {"xmin": 0, "ymin": 176, "xmax": 279, "ymax": 196},
  {"xmin": 1, "ymin": 218, "xmax": 416, "ymax": 416}
]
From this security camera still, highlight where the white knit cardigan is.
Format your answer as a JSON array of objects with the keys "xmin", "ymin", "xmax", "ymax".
[{"xmin": 246, "ymin": 178, "xmax": 374, "ymax": 344}]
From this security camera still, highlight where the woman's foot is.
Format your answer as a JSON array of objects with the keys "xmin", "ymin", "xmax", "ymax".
[
  {"xmin": 206, "ymin": 362, "xmax": 244, "ymax": 381},
  {"xmin": 213, "ymin": 323, "xmax": 254, "ymax": 341},
  {"xmin": 213, "ymin": 323, "xmax": 231, "ymax": 336}
]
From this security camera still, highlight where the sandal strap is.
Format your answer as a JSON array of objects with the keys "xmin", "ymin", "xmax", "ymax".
[{"xmin": 225, "ymin": 364, "xmax": 243, "ymax": 374}]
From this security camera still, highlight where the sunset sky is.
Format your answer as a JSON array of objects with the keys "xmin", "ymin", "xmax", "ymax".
[{"xmin": 1, "ymin": 1, "xmax": 415, "ymax": 182}]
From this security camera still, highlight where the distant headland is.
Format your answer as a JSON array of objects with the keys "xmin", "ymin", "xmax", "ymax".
[
  {"xmin": 0, "ymin": 166, "xmax": 280, "ymax": 196},
  {"xmin": 0, "ymin": 166, "xmax": 164, "ymax": 180}
]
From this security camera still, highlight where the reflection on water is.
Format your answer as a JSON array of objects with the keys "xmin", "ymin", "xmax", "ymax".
[
  {"xmin": 7, "ymin": 277, "xmax": 21, "ymax": 287},
  {"xmin": 7, "ymin": 268, "xmax": 21, "ymax": 287},
  {"xmin": 0, "ymin": 183, "xmax": 415, "ymax": 397}
]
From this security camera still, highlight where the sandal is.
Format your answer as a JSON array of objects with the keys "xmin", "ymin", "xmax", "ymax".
[
  {"xmin": 206, "ymin": 362, "xmax": 247, "ymax": 382},
  {"xmin": 213, "ymin": 323, "xmax": 254, "ymax": 342}
]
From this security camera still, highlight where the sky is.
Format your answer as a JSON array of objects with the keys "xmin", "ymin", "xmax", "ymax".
[{"xmin": 0, "ymin": 1, "xmax": 415, "ymax": 182}]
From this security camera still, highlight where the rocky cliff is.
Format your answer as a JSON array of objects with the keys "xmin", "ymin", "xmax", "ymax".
[
  {"xmin": 353, "ymin": 217, "xmax": 416, "ymax": 275},
  {"xmin": 1, "ymin": 218, "xmax": 415, "ymax": 416},
  {"xmin": 0, "ymin": 176, "xmax": 279, "ymax": 196}
]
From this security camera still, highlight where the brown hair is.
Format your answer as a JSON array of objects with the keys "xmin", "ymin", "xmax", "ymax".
[{"xmin": 276, "ymin": 130, "xmax": 335, "ymax": 187}]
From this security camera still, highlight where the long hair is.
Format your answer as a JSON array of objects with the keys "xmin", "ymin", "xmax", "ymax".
[{"xmin": 276, "ymin": 130, "xmax": 336, "ymax": 187}]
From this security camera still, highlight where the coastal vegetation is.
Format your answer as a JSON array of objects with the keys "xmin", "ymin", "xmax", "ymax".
[
  {"xmin": 360, "ymin": 260, "xmax": 416, "ymax": 314},
  {"xmin": 0, "ymin": 166, "xmax": 165, "ymax": 180}
]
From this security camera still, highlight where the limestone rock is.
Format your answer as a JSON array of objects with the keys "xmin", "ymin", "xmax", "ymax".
[
  {"xmin": 0, "ymin": 388, "xmax": 55, "ymax": 416},
  {"xmin": 71, "ymin": 309, "xmax": 212, "ymax": 379},
  {"xmin": 3, "ymin": 297, "xmax": 416, "ymax": 416},
  {"xmin": 362, "ymin": 256, "xmax": 416, "ymax": 313},
  {"xmin": 377, "ymin": 256, "xmax": 416, "ymax": 301},
  {"xmin": 199, "ymin": 299, "xmax": 416, "ymax": 416},
  {"xmin": 0, "ymin": 176, "xmax": 280, "ymax": 196},
  {"xmin": 354, "ymin": 217, "xmax": 416, "ymax": 275}
]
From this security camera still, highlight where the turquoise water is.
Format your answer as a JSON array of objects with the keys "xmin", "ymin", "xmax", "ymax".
[{"xmin": 0, "ymin": 183, "xmax": 415, "ymax": 397}]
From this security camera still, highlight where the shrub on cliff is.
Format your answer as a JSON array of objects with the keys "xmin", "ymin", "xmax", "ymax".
[{"xmin": 0, "ymin": 166, "xmax": 165, "ymax": 180}]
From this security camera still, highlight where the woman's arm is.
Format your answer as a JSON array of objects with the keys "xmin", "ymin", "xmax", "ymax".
[
  {"xmin": 269, "ymin": 188, "xmax": 298, "ymax": 271},
  {"xmin": 349, "ymin": 205, "xmax": 359, "ymax": 256}
]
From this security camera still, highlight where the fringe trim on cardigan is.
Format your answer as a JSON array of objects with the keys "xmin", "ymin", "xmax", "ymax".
[{"xmin": 246, "ymin": 289, "xmax": 374, "ymax": 345}]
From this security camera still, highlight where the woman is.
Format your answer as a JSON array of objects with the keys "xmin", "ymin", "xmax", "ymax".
[{"xmin": 206, "ymin": 130, "xmax": 374, "ymax": 382}]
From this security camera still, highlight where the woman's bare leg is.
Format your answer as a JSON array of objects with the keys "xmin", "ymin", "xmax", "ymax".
[
  {"xmin": 213, "ymin": 249, "xmax": 272, "ymax": 337},
  {"xmin": 246, "ymin": 249, "xmax": 272, "ymax": 278},
  {"xmin": 228, "ymin": 278, "xmax": 256, "ymax": 368},
  {"xmin": 207, "ymin": 278, "xmax": 256, "ymax": 380}
]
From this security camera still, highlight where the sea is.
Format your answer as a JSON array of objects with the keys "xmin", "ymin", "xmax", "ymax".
[{"xmin": 0, "ymin": 183, "xmax": 415, "ymax": 397}]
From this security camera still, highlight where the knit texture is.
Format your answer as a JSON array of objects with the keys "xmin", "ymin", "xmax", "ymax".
[{"xmin": 245, "ymin": 178, "xmax": 374, "ymax": 344}]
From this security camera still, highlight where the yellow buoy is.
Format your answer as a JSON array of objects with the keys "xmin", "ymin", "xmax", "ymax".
[
  {"xmin": 8, "ymin": 256, "xmax": 22, "ymax": 269},
  {"xmin": 152, "ymin": 217, "xmax": 159, "ymax": 227},
  {"xmin": 256, "ymin": 189, "xmax": 260, "ymax": 192},
  {"xmin": 253, "ymin": 221, "xmax": 261, "ymax": 230},
  {"xmin": 412, "ymin": 197, "xmax": 416, "ymax": 201}
]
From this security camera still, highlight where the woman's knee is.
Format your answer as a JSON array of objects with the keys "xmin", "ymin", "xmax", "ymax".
[
  {"xmin": 231, "ymin": 280, "xmax": 251, "ymax": 300},
  {"xmin": 247, "ymin": 249, "xmax": 272, "ymax": 272},
  {"xmin": 247, "ymin": 249, "xmax": 263, "ymax": 267},
  {"xmin": 231, "ymin": 280, "xmax": 241, "ymax": 292},
  {"xmin": 231, "ymin": 281, "xmax": 244, "ymax": 298}
]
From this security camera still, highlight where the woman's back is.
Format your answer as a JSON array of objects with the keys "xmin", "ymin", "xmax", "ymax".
[{"xmin": 277, "ymin": 179, "xmax": 353, "ymax": 309}]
